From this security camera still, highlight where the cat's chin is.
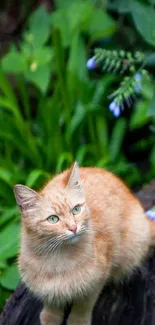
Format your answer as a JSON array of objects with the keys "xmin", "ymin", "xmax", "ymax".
[
  {"xmin": 67, "ymin": 235, "xmax": 81, "ymax": 244},
  {"xmin": 65, "ymin": 232, "xmax": 83, "ymax": 244}
]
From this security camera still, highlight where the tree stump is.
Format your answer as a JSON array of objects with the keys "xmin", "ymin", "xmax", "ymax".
[{"xmin": 1, "ymin": 180, "xmax": 155, "ymax": 325}]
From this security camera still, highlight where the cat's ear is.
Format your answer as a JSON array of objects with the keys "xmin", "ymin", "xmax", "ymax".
[
  {"xmin": 14, "ymin": 184, "xmax": 39, "ymax": 216},
  {"xmin": 66, "ymin": 162, "xmax": 84, "ymax": 200}
]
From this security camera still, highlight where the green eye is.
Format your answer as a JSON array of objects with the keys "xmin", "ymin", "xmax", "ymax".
[
  {"xmin": 72, "ymin": 205, "xmax": 81, "ymax": 215},
  {"xmin": 47, "ymin": 215, "xmax": 59, "ymax": 224}
]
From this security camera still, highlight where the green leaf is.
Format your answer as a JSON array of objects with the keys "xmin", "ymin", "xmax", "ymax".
[
  {"xmin": 76, "ymin": 145, "xmax": 94, "ymax": 165},
  {"xmin": 0, "ymin": 260, "xmax": 7, "ymax": 269},
  {"xmin": 109, "ymin": 118, "xmax": 126, "ymax": 161},
  {"xmin": 107, "ymin": 0, "xmax": 132, "ymax": 13},
  {"xmin": 130, "ymin": 100, "xmax": 150, "ymax": 129},
  {"xmin": 87, "ymin": 8, "xmax": 116, "ymax": 40},
  {"xmin": 25, "ymin": 64, "xmax": 51, "ymax": 93},
  {"xmin": 52, "ymin": 9, "xmax": 72, "ymax": 47},
  {"xmin": 27, "ymin": 5, "xmax": 51, "ymax": 47},
  {"xmin": 96, "ymin": 117, "xmax": 108, "ymax": 155},
  {"xmin": 66, "ymin": 102, "xmax": 86, "ymax": 140},
  {"xmin": 0, "ymin": 207, "xmax": 19, "ymax": 227},
  {"xmin": 31, "ymin": 47, "xmax": 53, "ymax": 66},
  {"xmin": 0, "ymin": 223, "xmax": 20, "ymax": 261},
  {"xmin": 0, "ymin": 96, "xmax": 18, "ymax": 115},
  {"xmin": 131, "ymin": 2, "xmax": 155, "ymax": 46},
  {"xmin": 150, "ymin": 145, "xmax": 155, "ymax": 168},
  {"xmin": 26, "ymin": 169, "xmax": 50, "ymax": 188},
  {"xmin": 56, "ymin": 153, "xmax": 73, "ymax": 173},
  {"xmin": 0, "ymin": 264, "xmax": 20, "ymax": 290},
  {"xmin": 141, "ymin": 76, "xmax": 154, "ymax": 100},
  {"xmin": 1, "ymin": 52, "xmax": 27, "ymax": 73},
  {"xmin": 148, "ymin": 91, "xmax": 155, "ymax": 117},
  {"xmin": 67, "ymin": 1, "xmax": 93, "ymax": 31},
  {"xmin": 67, "ymin": 34, "xmax": 88, "ymax": 98},
  {"xmin": 0, "ymin": 167, "xmax": 14, "ymax": 186}
]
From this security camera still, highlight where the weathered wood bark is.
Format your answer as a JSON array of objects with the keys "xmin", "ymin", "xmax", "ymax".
[{"xmin": 1, "ymin": 180, "xmax": 155, "ymax": 325}]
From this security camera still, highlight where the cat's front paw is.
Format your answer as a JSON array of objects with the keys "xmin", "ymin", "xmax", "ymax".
[{"xmin": 40, "ymin": 309, "xmax": 62, "ymax": 325}]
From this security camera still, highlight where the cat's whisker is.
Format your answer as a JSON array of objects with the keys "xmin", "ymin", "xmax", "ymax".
[{"xmin": 32, "ymin": 237, "xmax": 64, "ymax": 255}]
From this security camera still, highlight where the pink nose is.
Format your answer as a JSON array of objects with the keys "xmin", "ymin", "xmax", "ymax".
[{"xmin": 68, "ymin": 224, "xmax": 77, "ymax": 234}]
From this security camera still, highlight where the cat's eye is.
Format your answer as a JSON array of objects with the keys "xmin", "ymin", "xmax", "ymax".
[
  {"xmin": 47, "ymin": 215, "xmax": 59, "ymax": 224},
  {"xmin": 72, "ymin": 205, "xmax": 81, "ymax": 215}
]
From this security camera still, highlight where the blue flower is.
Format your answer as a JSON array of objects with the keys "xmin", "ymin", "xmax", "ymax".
[
  {"xmin": 135, "ymin": 72, "xmax": 141, "ymax": 81},
  {"xmin": 86, "ymin": 57, "xmax": 96, "ymax": 70},
  {"xmin": 146, "ymin": 209, "xmax": 155, "ymax": 221},
  {"xmin": 134, "ymin": 72, "xmax": 142, "ymax": 92},
  {"xmin": 109, "ymin": 101, "xmax": 121, "ymax": 117}
]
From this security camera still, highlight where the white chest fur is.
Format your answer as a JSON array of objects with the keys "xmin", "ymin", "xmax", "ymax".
[{"xmin": 20, "ymin": 243, "xmax": 104, "ymax": 306}]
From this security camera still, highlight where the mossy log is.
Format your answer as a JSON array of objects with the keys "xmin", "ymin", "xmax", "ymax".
[{"xmin": 1, "ymin": 180, "xmax": 155, "ymax": 325}]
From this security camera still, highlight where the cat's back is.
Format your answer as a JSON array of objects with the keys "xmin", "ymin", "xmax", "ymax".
[{"xmin": 45, "ymin": 166, "xmax": 134, "ymax": 205}]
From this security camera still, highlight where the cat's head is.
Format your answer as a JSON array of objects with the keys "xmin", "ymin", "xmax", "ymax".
[{"xmin": 14, "ymin": 162, "xmax": 90, "ymax": 250}]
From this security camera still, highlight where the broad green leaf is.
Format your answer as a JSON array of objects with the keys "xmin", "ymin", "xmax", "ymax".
[
  {"xmin": 0, "ymin": 264, "xmax": 20, "ymax": 290},
  {"xmin": 52, "ymin": 10, "xmax": 72, "ymax": 47},
  {"xmin": 27, "ymin": 5, "xmax": 51, "ymax": 47},
  {"xmin": 107, "ymin": 0, "xmax": 132, "ymax": 13},
  {"xmin": 141, "ymin": 77, "xmax": 154, "ymax": 100},
  {"xmin": 87, "ymin": 8, "xmax": 116, "ymax": 40},
  {"xmin": 0, "ymin": 223, "xmax": 20, "ymax": 261},
  {"xmin": 31, "ymin": 47, "xmax": 53, "ymax": 65},
  {"xmin": 25, "ymin": 64, "xmax": 51, "ymax": 93},
  {"xmin": 130, "ymin": 100, "xmax": 150, "ymax": 129},
  {"xmin": 1, "ymin": 52, "xmax": 27, "ymax": 73},
  {"xmin": 67, "ymin": 1, "xmax": 93, "ymax": 31},
  {"xmin": 131, "ymin": 2, "xmax": 155, "ymax": 46},
  {"xmin": 109, "ymin": 118, "xmax": 126, "ymax": 161}
]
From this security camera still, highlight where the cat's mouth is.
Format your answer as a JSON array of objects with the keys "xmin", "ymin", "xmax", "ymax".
[
  {"xmin": 65, "ymin": 232, "xmax": 83, "ymax": 244},
  {"xmin": 65, "ymin": 228, "xmax": 87, "ymax": 244},
  {"xmin": 67, "ymin": 233, "xmax": 82, "ymax": 244}
]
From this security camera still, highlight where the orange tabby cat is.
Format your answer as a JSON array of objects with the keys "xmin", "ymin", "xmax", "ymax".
[{"xmin": 14, "ymin": 162, "xmax": 155, "ymax": 325}]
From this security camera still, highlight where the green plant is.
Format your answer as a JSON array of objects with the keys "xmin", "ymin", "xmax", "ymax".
[{"xmin": 0, "ymin": 0, "xmax": 155, "ymax": 310}]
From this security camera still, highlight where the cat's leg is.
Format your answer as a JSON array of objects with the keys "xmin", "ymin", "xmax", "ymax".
[
  {"xmin": 40, "ymin": 305, "xmax": 64, "ymax": 325},
  {"xmin": 67, "ymin": 291, "xmax": 101, "ymax": 325}
]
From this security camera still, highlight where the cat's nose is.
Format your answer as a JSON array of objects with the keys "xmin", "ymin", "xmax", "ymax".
[{"xmin": 68, "ymin": 224, "xmax": 77, "ymax": 234}]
